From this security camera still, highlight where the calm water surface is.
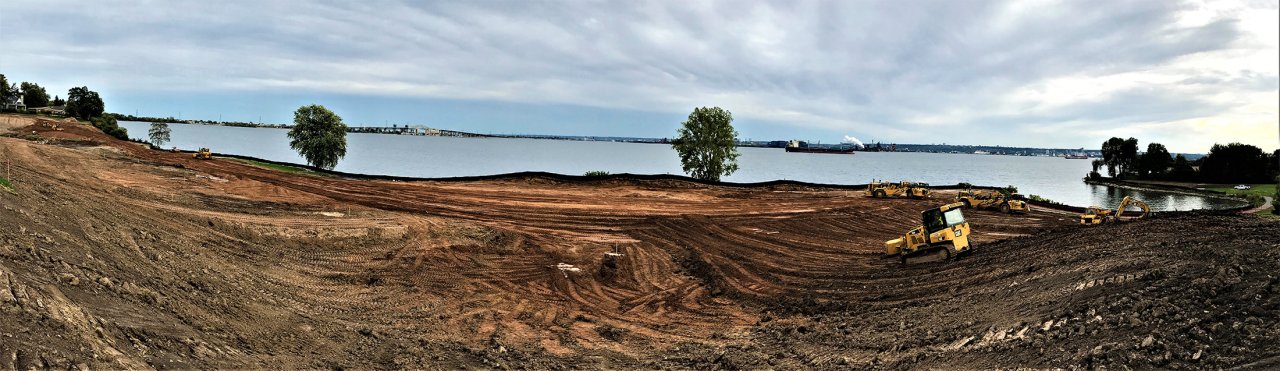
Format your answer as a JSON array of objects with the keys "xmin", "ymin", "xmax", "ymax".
[{"xmin": 120, "ymin": 121, "xmax": 1245, "ymax": 211}]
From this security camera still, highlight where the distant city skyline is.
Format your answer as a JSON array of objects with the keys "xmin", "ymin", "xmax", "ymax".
[{"xmin": 1, "ymin": 0, "xmax": 1276, "ymax": 153}]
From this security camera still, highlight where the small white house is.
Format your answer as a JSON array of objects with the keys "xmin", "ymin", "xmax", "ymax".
[{"xmin": 1, "ymin": 90, "xmax": 25, "ymax": 111}]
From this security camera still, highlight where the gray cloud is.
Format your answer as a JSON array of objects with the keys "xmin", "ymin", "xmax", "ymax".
[{"xmin": 1, "ymin": 0, "xmax": 1275, "ymax": 151}]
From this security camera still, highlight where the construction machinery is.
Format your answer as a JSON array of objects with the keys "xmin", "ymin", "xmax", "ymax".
[
  {"xmin": 1079, "ymin": 196, "xmax": 1150, "ymax": 225},
  {"xmin": 955, "ymin": 189, "xmax": 1030, "ymax": 214},
  {"xmin": 192, "ymin": 148, "xmax": 213, "ymax": 160},
  {"xmin": 885, "ymin": 202, "xmax": 972, "ymax": 264},
  {"xmin": 865, "ymin": 180, "xmax": 931, "ymax": 199}
]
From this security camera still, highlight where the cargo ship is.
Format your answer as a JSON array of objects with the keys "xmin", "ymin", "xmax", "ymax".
[{"xmin": 784, "ymin": 140, "xmax": 856, "ymax": 154}]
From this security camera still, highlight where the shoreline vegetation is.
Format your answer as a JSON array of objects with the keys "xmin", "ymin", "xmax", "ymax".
[
  {"xmin": 108, "ymin": 112, "xmax": 1126, "ymax": 156},
  {"xmin": 1085, "ymin": 177, "xmax": 1261, "ymax": 209}
]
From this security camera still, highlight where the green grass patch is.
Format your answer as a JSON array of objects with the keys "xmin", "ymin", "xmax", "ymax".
[
  {"xmin": 0, "ymin": 176, "xmax": 14, "ymax": 193},
  {"xmin": 232, "ymin": 158, "xmax": 320, "ymax": 175},
  {"xmin": 1204, "ymin": 183, "xmax": 1276, "ymax": 198}
]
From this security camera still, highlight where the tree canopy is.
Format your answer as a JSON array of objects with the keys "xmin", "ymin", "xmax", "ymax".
[
  {"xmin": 1099, "ymin": 137, "xmax": 1140, "ymax": 178},
  {"xmin": 0, "ymin": 74, "xmax": 13, "ymax": 105},
  {"xmin": 1200, "ymin": 143, "xmax": 1269, "ymax": 183},
  {"xmin": 19, "ymin": 82, "xmax": 49, "ymax": 108},
  {"xmin": 287, "ymin": 104, "xmax": 348, "ymax": 170},
  {"xmin": 66, "ymin": 86, "xmax": 105, "ymax": 119},
  {"xmin": 1137, "ymin": 142, "xmax": 1172, "ymax": 178},
  {"xmin": 672, "ymin": 107, "xmax": 740, "ymax": 182},
  {"xmin": 148, "ymin": 122, "xmax": 172, "ymax": 147}
]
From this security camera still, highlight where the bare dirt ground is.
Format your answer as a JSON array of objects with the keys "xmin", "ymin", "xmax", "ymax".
[{"xmin": 1, "ymin": 114, "xmax": 1278, "ymax": 369}]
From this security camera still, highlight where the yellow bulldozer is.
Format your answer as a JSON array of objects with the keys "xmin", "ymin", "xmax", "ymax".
[
  {"xmin": 1080, "ymin": 196, "xmax": 1150, "ymax": 225},
  {"xmin": 865, "ymin": 180, "xmax": 930, "ymax": 199},
  {"xmin": 885, "ymin": 202, "xmax": 972, "ymax": 264},
  {"xmin": 192, "ymin": 148, "xmax": 213, "ymax": 160},
  {"xmin": 955, "ymin": 189, "xmax": 1030, "ymax": 214}
]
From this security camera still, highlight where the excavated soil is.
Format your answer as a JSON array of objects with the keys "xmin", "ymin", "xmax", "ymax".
[{"xmin": 1, "ymin": 114, "xmax": 1278, "ymax": 369}]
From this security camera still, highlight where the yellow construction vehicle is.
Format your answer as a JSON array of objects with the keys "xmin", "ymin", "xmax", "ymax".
[
  {"xmin": 885, "ymin": 202, "xmax": 972, "ymax": 264},
  {"xmin": 192, "ymin": 148, "xmax": 213, "ymax": 160},
  {"xmin": 1080, "ymin": 196, "xmax": 1150, "ymax": 225},
  {"xmin": 865, "ymin": 180, "xmax": 931, "ymax": 199},
  {"xmin": 955, "ymin": 189, "xmax": 1030, "ymax": 214}
]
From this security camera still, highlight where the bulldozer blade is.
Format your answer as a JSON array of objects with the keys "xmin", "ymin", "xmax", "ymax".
[{"xmin": 902, "ymin": 248, "xmax": 951, "ymax": 265}]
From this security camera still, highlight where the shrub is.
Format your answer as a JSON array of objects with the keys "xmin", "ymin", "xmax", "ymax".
[
  {"xmin": 1273, "ymin": 182, "xmax": 1279, "ymax": 215},
  {"xmin": 583, "ymin": 171, "xmax": 610, "ymax": 177},
  {"xmin": 999, "ymin": 185, "xmax": 1018, "ymax": 196},
  {"xmin": 1243, "ymin": 194, "xmax": 1265, "ymax": 208},
  {"xmin": 90, "ymin": 116, "xmax": 129, "ymax": 140}
]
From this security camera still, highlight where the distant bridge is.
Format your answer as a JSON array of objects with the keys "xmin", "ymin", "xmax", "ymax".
[{"xmin": 346, "ymin": 125, "xmax": 488, "ymax": 137}]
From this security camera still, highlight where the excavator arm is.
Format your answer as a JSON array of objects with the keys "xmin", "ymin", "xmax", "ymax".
[{"xmin": 1115, "ymin": 196, "xmax": 1150, "ymax": 220}]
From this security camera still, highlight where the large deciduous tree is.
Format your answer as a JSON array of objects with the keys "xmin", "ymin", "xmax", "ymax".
[
  {"xmin": 19, "ymin": 82, "xmax": 49, "ymax": 108},
  {"xmin": 1199, "ymin": 143, "xmax": 1268, "ymax": 183},
  {"xmin": 1100, "ymin": 137, "xmax": 1140, "ymax": 178},
  {"xmin": 672, "ymin": 107, "xmax": 740, "ymax": 182},
  {"xmin": 65, "ymin": 86, "xmax": 105, "ymax": 119},
  {"xmin": 1138, "ymin": 142, "xmax": 1172, "ymax": 179},
  {"xmin": 287, "ymin": 104, "xmax": 348, "ymax": 170},
  {"xmin": 0, "ymin": 74, "xmax": 13, "ymax": 105}
]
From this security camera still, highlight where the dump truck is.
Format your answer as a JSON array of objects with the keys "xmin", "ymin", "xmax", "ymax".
[
  {"xmin": 865, "ymin": 180, "xmax": 930, "ymax": 199},
  {"xmin": 192, "ymin": 148, "xmax": 213, "ymax": 160},
  {"xmin": 1080, "ymin": 196, "xmax": 1150, "ymax": 225},
  {"xmin": 885, "ymin": 202, "xmax": 972, "ymax": 264},
  {"xmin": 955, "ymin": 189, "xmax": 1030, "ymax": 214}
]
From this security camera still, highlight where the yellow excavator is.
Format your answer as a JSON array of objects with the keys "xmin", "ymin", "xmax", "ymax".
[
  {"xmin": 866, "ymin": 180, "xmax": 931, "ymax": 199},
  {"xmin": 885, "ymin": 202, "xmax": 972, "ymax": 264},
  {"xmin": 1080, "ymin": 196, "xmax": 1150, "ymax": 225},
  {"xmin": 955, "ymin": 189, "xmax": 1030, "ymax": 214},
  {"xmin": 192, "ymin": 148, "xmax": 213, "ymax": 160}
]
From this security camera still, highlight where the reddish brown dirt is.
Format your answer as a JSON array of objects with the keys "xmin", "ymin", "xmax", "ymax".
[{"xmin": 1, "ymin": 114, "xmax": 1277, "ymax": 369}]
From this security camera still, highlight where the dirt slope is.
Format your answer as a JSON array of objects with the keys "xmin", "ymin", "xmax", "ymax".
[{"xmin": 1, "ymin": 115, "xmax": 1277, "ymax": 369}]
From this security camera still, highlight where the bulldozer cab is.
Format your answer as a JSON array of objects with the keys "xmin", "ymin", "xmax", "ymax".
[
  {"xmin": 885, "ymin": 202, "xmax": 972, "ymax": 263},
  {"xmin": 923, "ymin": 206, "xmax": 964, "ymax": 234}
]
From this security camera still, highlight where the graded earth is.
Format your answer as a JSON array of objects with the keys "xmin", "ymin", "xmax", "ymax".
[{"xmin": 1, "ymin": 115, "xmax": 1277, "ymax": 369}]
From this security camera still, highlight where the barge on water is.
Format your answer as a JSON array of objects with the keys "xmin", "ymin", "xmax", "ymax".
[{"xmin": 784, "ymin": 140, "xmax": 856, "ymax": 155}]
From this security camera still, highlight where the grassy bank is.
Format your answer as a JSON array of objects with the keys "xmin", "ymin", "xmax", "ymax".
[
  {"xmin": 232, "ymin": 158, "xmax": 321, "ymax": 176},
  {"xmin": 1203, "ymin": 183, "xmax": 1276, "ymax": 198}
]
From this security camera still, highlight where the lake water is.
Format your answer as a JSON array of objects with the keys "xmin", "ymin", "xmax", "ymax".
[{"xmin": 119, "ymin": 121, "xmax": 1246, "ymax": 211}]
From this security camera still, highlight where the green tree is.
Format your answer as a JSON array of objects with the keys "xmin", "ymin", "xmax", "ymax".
[
  {"xmin": 672, "ymin": 107, "xmax": 740, "ymax": 182},
  {"xmin": 1100, "ymin": 137, "xmax": 1140, "ymax": 177},
  {"xmin": 1273, "ymin": 180, "xmax": 1279, "ymax": 215},
  {"xmin": 1101, "ymin": 137, "xmax": 1124, "ymax": 177},
  {"xmin": 287, "ymin": 104, "xmax": 348, "ymax": 170},
  {"xmin": 148, "ymin": 122, "xmax": 171, "ymax": 147},
  {"xmin": 1137, "ymin": 142, "xmax": 1172, "ymax": 179},
  {"xmin": 0, "ymin": 74, "xmax": 12, "ymax": 105},
  {"xmin": 1120, "ymin": 138, "xmax": 1139, "ymax": 177},
  {"xmin": 1200, "ymin": 143, "xmax": 1268, "ymax": 183},
  {"xmin": 19, "ymin": 82, "xmax": 49, "ymax": 108},
  {"xmin": 51, "ymin": 95, "xmax": 65, "ymax": 106},
  {"xmin": 65, "ymin": 86, "xmax": 105, "ymax": 119},
  {"xmin": 1169, "ymin": 154, "xmax": 1196, "ymax": 181}
]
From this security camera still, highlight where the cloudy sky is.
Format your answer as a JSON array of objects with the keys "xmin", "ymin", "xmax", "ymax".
[{"xmin": 1, "ymin": 0, "xmax": 1276, "ymax": 153}]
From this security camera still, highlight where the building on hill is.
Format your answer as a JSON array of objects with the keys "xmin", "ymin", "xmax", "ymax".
[{"xmin": 1, "ymin": 89, "xmax": 26, "ymax": 111}]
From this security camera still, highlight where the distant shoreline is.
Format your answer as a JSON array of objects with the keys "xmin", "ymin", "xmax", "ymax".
[{"xmin": 119, "ymin": 118, "xmax": 1124, "ymax": 157}]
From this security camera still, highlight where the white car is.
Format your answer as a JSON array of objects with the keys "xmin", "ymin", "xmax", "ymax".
[{"xmin": 1233, "ymin": 185, "xmax": 1252, "ymax": 190}]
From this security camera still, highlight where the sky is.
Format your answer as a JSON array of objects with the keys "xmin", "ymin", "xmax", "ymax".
[{"xmin": 1, "ymin": 0, "xmax": 1276, "ymax": 153}]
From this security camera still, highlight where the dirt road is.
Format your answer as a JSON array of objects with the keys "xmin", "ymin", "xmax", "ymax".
[{"xmin": 1, "ymin": 115, "xmax": 1277, "ymax": 369}]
